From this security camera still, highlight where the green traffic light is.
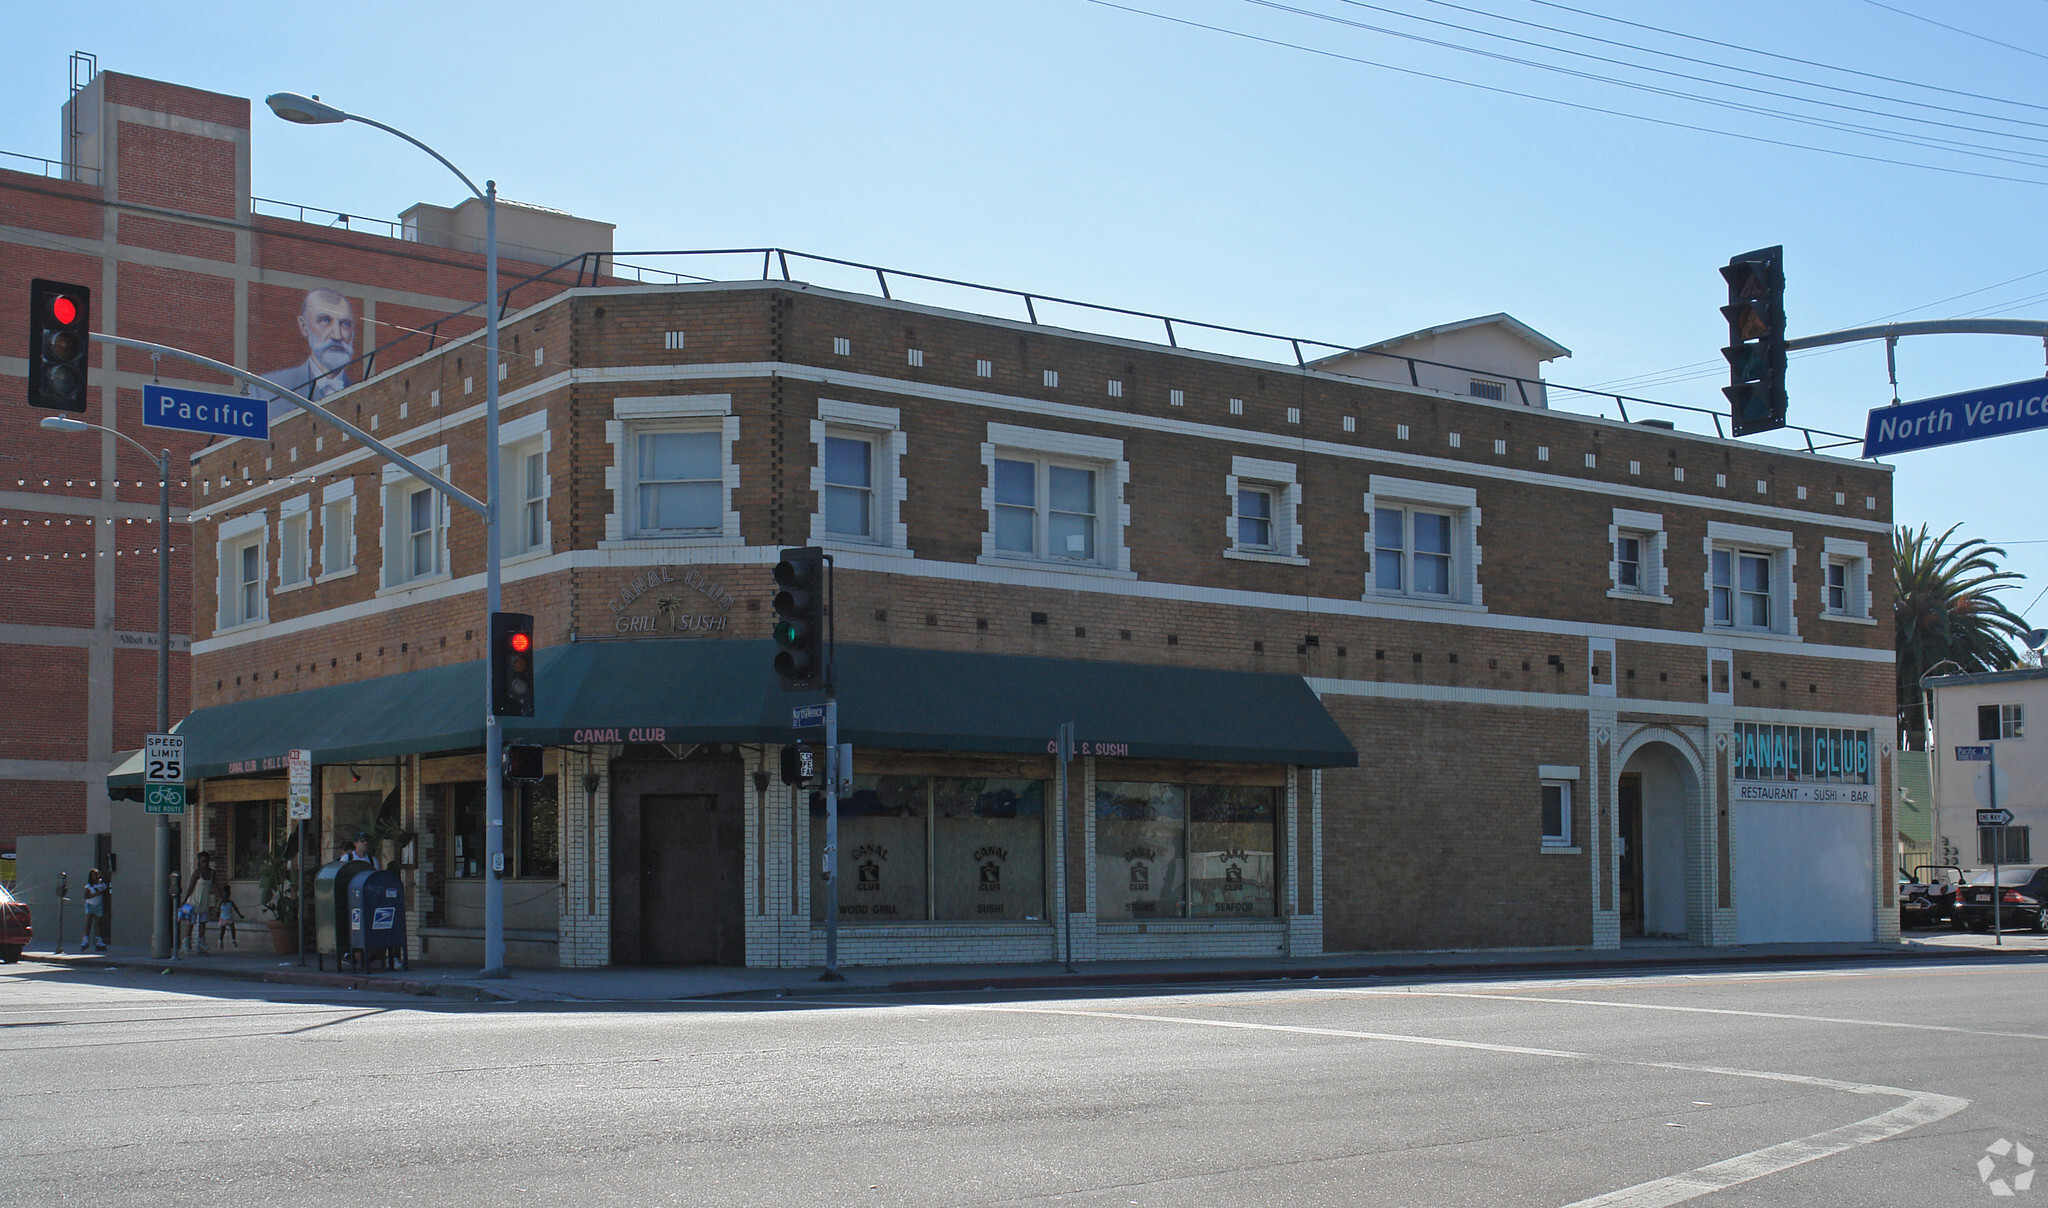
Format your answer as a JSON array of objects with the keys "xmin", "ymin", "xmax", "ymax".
[{"xmin": 774, "ymin": 619, "xmax": 799, "ymax": 646}]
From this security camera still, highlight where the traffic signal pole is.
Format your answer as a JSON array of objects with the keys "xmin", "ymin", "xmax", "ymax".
[{"xmin": 822, "ymin": 696, "xmax": 841, "ymax": 980}]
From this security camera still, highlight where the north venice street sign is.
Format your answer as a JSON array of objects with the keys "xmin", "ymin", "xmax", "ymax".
[{"xmin": 1864, "ymin": 377, "xmax": 2048, "ymax": 457}]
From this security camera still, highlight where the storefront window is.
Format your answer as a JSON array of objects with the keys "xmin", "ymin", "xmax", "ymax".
[
  {"xmin": 444, "ymin": 779, "xmax": 557, "ymax": 878},
  {"xmin": 447, "ymin": 782, "xmax": 487, "ymax": 878},
  {"xmin": 933, "ymin": 777, "xmax": 1046, "ymax": 921},
  {"xmin": 810, "ymin": 773, "xmax": 1050, "ymax": 922},
  {"xmin": 1097, "ymin": 780, "xmax": 1278, "ymax": 919},
  {"xmin": 515, "ymin": 776, "xmax": 560, "ymax": 879},
  {"xmin": 1095, "ymin": 782, "xmax": 1187, "ymax": 920},
  {"xmin": 1189, "ymin": 785, "xmax": 1277, "ymax": 918},
  {"xmin": 232, "ymin": 799, "xmax": 284, "ymax": 880},
  {"xmin": 812, "ymin": 775, "xmax": 928, "ymax": 922}
]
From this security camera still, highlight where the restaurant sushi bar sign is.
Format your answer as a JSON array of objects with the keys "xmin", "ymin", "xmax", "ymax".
[{"xmin": 604, "ymin": 566, "xmax": 735, "ymax": 635}]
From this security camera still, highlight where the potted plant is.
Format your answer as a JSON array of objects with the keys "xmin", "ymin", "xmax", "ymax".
[{"xmin": 257, "ymin": 835, "xmax": 300, "ymax": 955}]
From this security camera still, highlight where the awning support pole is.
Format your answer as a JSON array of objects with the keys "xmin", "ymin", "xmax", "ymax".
[{"xmin": 1057, "ymin": 721, "xmax": 1075, "ymax": 973}]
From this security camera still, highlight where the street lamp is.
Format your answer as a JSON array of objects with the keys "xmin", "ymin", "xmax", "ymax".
[
  {"xmin": 1920, "ymin": 659, "xmax": 1966, "ymax": 870},
  {"xmin": 265, "ymin": 92, "xmax": 510, "ymax": 978},
  {"xmin": 39, "ymin": 415, "xmax": 173, "ymax": 959}
]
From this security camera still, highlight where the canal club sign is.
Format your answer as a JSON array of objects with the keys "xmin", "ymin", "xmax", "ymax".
[{"xmin": 603, "ymin": 565, "xmax": 735, "ymax": 635}]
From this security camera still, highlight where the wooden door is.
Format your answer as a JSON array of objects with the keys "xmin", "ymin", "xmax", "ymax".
[{"xmin": 638, "ymin": 793, "xmax": 743, "ymax": 964}]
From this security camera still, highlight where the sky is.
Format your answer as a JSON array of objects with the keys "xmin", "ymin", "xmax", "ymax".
[{"xmin": 7, "ymin": 0, "xmax": 2047, "ymax": 633}]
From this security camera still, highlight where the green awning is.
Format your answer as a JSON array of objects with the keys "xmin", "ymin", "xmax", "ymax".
[
  {"xmin": 111, "ymin": 640, "xmax": 1354, "ymax": 790},
  {"xmin": 111, "ymin": 657, "xmax": 489, "ymax": 785}
]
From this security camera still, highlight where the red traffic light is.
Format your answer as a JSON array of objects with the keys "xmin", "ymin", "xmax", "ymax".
[
  {"xmin": 50, "ymin": 296, "xmax": 77, "ymax": 326},
  {"xmin": 509, "ymin": 632, "xmax": 531, "ymax": 653}
]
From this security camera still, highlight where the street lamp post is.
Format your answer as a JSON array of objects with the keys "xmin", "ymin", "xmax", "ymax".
[
  {"xmin": 265, "ymin": 92, "xmax": 509, "ymax": 977},
  {"xmin": 40, "ymin": 416, "xmax": 172, "ymax": 959},
  {"xmin": 1920, "ymin": 659, "xmax": 1966, "ymax": 874}
]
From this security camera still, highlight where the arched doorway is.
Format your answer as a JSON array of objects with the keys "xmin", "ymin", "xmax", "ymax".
[{"xmin": 1617, "ymin": 737, "xmax": 1701, "ymax": 941}]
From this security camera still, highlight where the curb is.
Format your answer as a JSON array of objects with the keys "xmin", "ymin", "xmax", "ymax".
[
  {"xmin": 880, "ymin": 943, "xmax": 2048, "ymax": 995},
  {"xmin": 22, "ymin": 939, "xmax": 2047, "ymax": 1004},
  {"xmin": 22, "ymin": 951, "xmax": 516, "ymax": 1002}
]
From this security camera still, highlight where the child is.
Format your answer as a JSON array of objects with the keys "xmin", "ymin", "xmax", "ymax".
[
  {"xmin": 216, "ymin": 882, "xmax": 243, "ymax": 949},
  {"xmin": 78, "ymin": 868, "xmax": 108, "ymax": 952}
]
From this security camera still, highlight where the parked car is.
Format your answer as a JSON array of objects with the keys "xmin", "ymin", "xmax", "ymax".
[
  {"xmin": 1900, "ymin": 865, "xmax": 1963, "ymax": 929},
  {"xmin": 0, "ymin": 881, "xmax": 29, "ymax": 962},
  {"xmin": 1953, "ymin": 866, "xmax": 2048, "ymax": 933}
]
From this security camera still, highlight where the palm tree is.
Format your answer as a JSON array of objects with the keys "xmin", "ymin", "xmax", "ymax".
[{"xmin": 1895, "ymin": 523, "xmax": 2031, "ymax": 748}]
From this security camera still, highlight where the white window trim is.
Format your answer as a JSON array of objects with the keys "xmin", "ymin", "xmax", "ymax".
[
  {"xmin": 216, "ymin": 509, "xmax": 268, "ymax": 633},
  {"xmin": 500, "ymin": 410, "xmax": 554, "ymax": 564},
  {"xmin": 1363, "ymin": 475, "xmax": 1484, "ymax": 610},
  {"xmin": 977, "ymin": 422, "xmax": 1135, "ymax": 578},
  {"xmin": 809, "ymin": 398, "xmax": 910, "ymax": 557},
  {"xmin": 1225, "ymin": 455, "xmax": 1308, "ymax": 566},
  {"xmin": 380, "ymin": 445, "xmax": 452, "ymax": 594},
  {"xmin": 604, "ymin": 395, "xmax": 742, "ymax": 546},
  {"xmin": 276, "ymin": 494, "xmax": 313, "ymax": 594},
  {"xmin": 1607, "ymin": 507, "xmax": 1671, "ymax": 603},
  {"xmin": 316, "ymin": 477, "xmax": 356, "ymax": 583},
  {"xmin": 1704, "ymin": 520, "xmax": 1799, "ymax": 641},
  {"xmin": 1820, "ymin": 536, "xmax": 1876, "ymax": 625}
]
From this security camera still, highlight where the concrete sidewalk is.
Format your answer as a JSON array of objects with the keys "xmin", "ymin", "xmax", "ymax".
[{"xmin": 19, "ymin": 928, "xmax": 2048, "ymax": 1004}]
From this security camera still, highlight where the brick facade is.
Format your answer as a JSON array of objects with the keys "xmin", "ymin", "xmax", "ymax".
[{"xmin": 181, "ymin": 279, "xmax": 1897, "ymax": 967}]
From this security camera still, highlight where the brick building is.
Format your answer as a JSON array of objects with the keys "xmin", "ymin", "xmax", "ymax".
[
  {"xmin": 0, "ymin": 64, "xmax": 606, "ymax": 925},
  {"xmin": 154, "ymin": 265, "xmax": 1899, "ymax": 967}
]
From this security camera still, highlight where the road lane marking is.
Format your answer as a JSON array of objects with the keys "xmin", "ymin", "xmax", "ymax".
[
  {"xmin": 1351, "ymin": 989, "xmax": 2048, "ymax": 1043},
  {"xmin": 929, "ymin": 1001, "xmax": 1968, "ymax": 1208}
]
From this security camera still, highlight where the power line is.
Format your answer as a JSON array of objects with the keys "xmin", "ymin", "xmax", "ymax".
[
  {"xmin": 1522, "ymin": 0, "xmax": 2048, "ymax": 116},
  {"xmin": 1308, "ymin": 0, "xmax": 2048, "ymax": 159},
  {"xmin": 1083, "ymin": 0, "xmax": 2048, "ymax": 187},
  {"xmin": 1411, "ymin": 0, "xmax": 2048, "ymax": 133},
  {"xmin": 1860, "ymin": 0, "xmax": 2048, "ymax": 64}
]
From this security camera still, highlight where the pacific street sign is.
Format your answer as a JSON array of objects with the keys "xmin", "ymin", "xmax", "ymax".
[{"xmin": 142, "ymin": 383, "xmax": 270, "ymax": 441}]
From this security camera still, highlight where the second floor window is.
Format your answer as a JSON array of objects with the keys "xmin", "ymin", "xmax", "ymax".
[
  {"xmin": 993, "ymin": 457, "xmax": 1098, "ymax": 562},
  {"xmin": 279, "ymin": 511, "xmax": 309, "ymax": 587},
  {"xmin": 1615, "ymin": 533, "xmax": 1645, "ymax": 591},
  {"xmin": 1374, "ymin": 506, "xmax": 1453, "ymax": 597},
  {"xmin": 407, "ymin": 487, "xmax": 439, "ymax": 579},
  {"xmin": 1236, "ymin": 486, "xmax": 1275, "ymax": 550},
  {"xmin": 321, "ymin": 497, "xmax": 353, "ymax": 575},
  {"xmin": 1711, "ymin": 548, "xmax": 1772, "ymax": 629},
  {"xmin": 823, "ymin": 434, "xmax": 874, "ymax": 539},
  {"xmin": 1980, "ymin": 703, "xmax": 2024, "ymax": 741},
  {"xmin": 238, "ymin": 541, "xmax": 262, "ymax": 623},
  {"xmin": 520, "ymin": 448, "xmax": 547, "ymax": 552},
  {"xmin": 636, "ymin": 430, "xmax": 722, "ymax": 533}
]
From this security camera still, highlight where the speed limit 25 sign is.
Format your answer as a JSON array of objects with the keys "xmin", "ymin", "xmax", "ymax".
[{"xmin": 144, "ymin": 733, "xmax": 184, "ymax": 784}]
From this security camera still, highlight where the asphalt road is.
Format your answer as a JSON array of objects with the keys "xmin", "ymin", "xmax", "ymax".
[{"xmin": 3, "ymin": 958, "xmax": 2043, "ymax": 1207}]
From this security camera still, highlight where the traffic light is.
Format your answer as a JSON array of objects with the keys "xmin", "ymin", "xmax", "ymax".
[
  {"xmin": 28, "ymin": 279, "xmax": 91, "ymax": 413},
  {"xmin": 771, "ymin": 546, "xmax": 827, "ymax": 692},
  {"xmin": 1720, "ymin": 246, "xmax": 1787, "ymax": 437},
  {"xmin": 504, "ymin": 744, "xmax": 544, "ymax": 783},
  {"xmin": 490, "ymin": 611, "xmax": 536, "ymax": 717}
]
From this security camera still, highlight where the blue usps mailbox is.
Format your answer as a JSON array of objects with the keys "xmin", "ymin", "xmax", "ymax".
[{"xmin": 345, "ymin": 868, "xmax": 407, "ymax": 973}]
